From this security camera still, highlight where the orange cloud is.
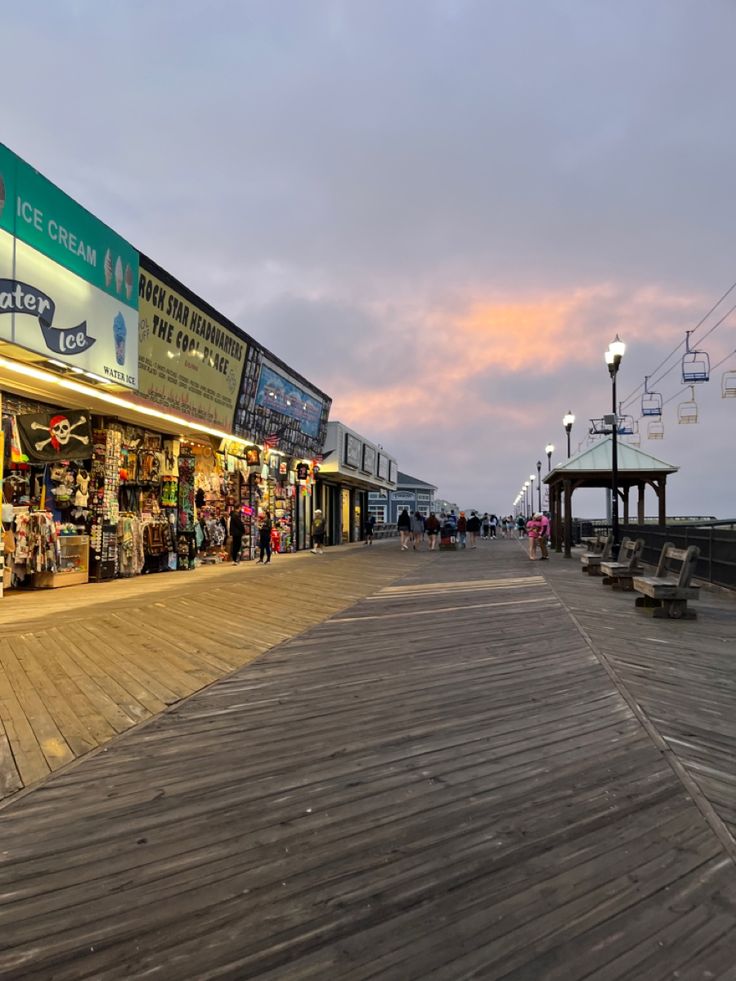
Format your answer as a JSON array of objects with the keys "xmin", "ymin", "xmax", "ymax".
[{"xmin": 329, "ymin": 281, "xmax": 708, "ymax": 434}]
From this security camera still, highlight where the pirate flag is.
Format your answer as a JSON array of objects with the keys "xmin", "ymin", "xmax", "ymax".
[{"xmin": 17, "ymin": 409, "xmax": 92, "ymax": 462}]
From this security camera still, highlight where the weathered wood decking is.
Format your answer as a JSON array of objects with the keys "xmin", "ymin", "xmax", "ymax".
[{"xmin": 0, "ymin": 540, "xmax": 735, "ymax": 978}]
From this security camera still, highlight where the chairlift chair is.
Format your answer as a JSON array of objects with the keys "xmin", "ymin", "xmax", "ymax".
[
  {"xmin": 681, "ymin": 330, "xmax": 710, "ymax": 383},
  {"xmin": 647, "ymin": 419, "xmax": 665, "ymax": 439},
  {"xmin": 628, "ymin": 431, "xmax": 641, "ymax": 447},
  {"xmin": 641, "ymin": 376, "xmax": 663, "ymax": 417},
  {"xmin": 722, "ymin": 369, "xmax": 736, "ymax": 398},
  {"xmin": 617, "ymin": 403, "xmax": 635, "ymax": 435},
  {"xmin": 677, "ymin": 386, "xmax": 698, "ymax": 424}
]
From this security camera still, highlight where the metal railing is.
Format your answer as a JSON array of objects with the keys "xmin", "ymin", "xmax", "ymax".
[{"xmin": 601, "ymin": 520, "xmax": 736, "ymax": 589}]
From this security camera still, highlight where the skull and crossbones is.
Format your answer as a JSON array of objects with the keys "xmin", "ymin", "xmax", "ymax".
[{"xmin": 31, "ymin": 415, "xmax": 90, "ymax": 453}]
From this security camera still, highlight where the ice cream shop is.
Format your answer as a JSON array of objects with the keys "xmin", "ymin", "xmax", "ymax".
[{"xmin": 0, "ymin": 143, "xmax": 332, "ymax": 598}]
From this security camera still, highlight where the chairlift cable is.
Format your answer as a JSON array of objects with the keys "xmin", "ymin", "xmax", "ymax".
[{"xmin": 619, "ymin": 278, "xmax": 736, "ymax": 409}]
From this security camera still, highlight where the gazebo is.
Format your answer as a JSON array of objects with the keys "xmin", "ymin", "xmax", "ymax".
[{"xmin": 543, "ymin": 437, "xmax": 679, "ymax": 557}]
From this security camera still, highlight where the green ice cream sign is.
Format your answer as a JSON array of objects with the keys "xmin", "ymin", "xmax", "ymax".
[{"xmin": 0, "ymin": 143, "xmax": 138, "ymax": 304}]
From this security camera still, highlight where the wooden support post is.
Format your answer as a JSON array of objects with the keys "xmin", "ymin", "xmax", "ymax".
[
  {"xmin": 622, "ymin": 485, "xmax": 629, "ymax": 525},
  {"xmin": 554, "ymin": 483, "xmax": 562, "ymax": 552},
  {"xmin": 564, "ymin": 480, "xmax": 573, "ymax": 558},
  {"xmin": 658, "ymin": 478, "xmax": 667, "ymax": 526},
  {"xmin": 637, "ymin": 482, "xmax": 645, "ymax": 524}
]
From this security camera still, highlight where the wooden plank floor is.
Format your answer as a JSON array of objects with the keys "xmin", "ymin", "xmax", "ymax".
[
  {"xmin": 0, "ymin": 539, "xmax": 735, "ymax": 978},
  {"xmin": 542, "ymin": 541, "xmax": 736, "ymax": 842},
  {"xmin": 0, "ymin": 546, "xmax": 420, "ymax": 801}
]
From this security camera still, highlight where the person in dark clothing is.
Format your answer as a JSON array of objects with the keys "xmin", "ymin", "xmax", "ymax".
[
  {"xmin": 258, "ymin": 511, "xmax": 272, "ymax": 564},
  {"xmin": 466, "ymin": 510, "xmax": 481, "ymax": 548},
  {"xmin": 311, "ymin": 509, "xmax": 326, "ymax": 554},
  {"xmin": 229, "ymin": 508, "xmax": 245, "ymax": 564},
  {"xmin": 425, "ymin": 512, "xmax": 440, "ymax": 550},
  {"xmin": 397, "ymin": 507, "xmax": 412, "ymax": 550},
  {"xmin": 364, "ymin": 514, "xmax": 376, "ymax": 545}
]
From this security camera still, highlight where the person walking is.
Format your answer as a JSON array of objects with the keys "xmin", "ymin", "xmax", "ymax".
[
  {"xmin": 364, "ymin": 513, "xmax": 376, "ymax": 545},
  {"xmin": 258, "ymin": 510, "xmax": 272, "ymax": 564},
  {"xmin": 229, "ymin": 507, "xmax": 245, "ymax": 565},
  {"xmin": 456, "ymin": 511, "xmax": 467, "ymax": 548},
  {"xmin": 467, "ymin": 510, "xmax": 481, "ymax": 548},
  {"xmin": 425, "ymin": 511, "xmax": 440, "ymax": 550},
  {"xmin": 537, "ymin": 512, "xmax": 550, "ymax": 560},
  {"xmin": 516, "ymin": 514, "xmax": 526, "ymax": 539},
  {"xmin": 481, "ymin": 513, "xmax": 490, "ymax": 539},
  {"xmin": 310, "ymin": 509, "xmax": 326, "ymax": 554},
  {"xmin": 410, "ymin": 510, "xmax": 425, "ymax": 550},
  {"xmin": 397, "ymin": 507, "xmax": 412, "ymax": 550},
  {"xmin": 489, "ymin": 514, "xmax": 498, "ymax": 539},
  {"xmin": 526, "ymin": 512, "xmax": 543, "ymax": 560}
]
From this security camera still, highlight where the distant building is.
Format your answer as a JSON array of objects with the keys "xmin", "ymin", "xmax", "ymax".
[
  {"xmin": 369, "ymin": 471, "xmax": 438, "ymax": 523},
  {"xmin": 434, "ymin": 497, "xmax": 459, "ymax": 516},
  {"xmin": 317, "ymin": 421, "xmax": 397, "ymax": 544}
]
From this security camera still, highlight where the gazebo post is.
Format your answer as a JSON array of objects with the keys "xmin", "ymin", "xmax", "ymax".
[
  {"xmin": 637, "ymin": 482, "xmax": 645, "ymax": 524},
  {"xmin": 622, "ymin": 485, "xmax": 629, "ymax": 526},
  {"xmin": 563, "ymin": 479, "xmax": 573, "ymax": 558},
  {"xmin": 658, "ymin": 477, "xmax": 667, "ymax": 526},
  {"xmin": 554, "ymin": 483, "xmax": 562, "ymax": 552}
]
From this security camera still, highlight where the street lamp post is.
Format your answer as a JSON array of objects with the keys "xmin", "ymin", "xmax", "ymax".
[
  {"xmin": 529, "ymin": 474, "xmax": 536, "ymax": 515},
  {"xmin": 562, "ymin": 411, "xmax": 575, "ymax": 458},
  {"xmin": 545, "ymin": 443, "xmax": 554, "ymax": 472},
  {"xmin": 605, "ymin": 335, "xmax": 626, "ymax": 554},
  {"xmin": 523, "ymin": 481, "xmax": 529, "ymax": 517},
  {"xmin": 536, "ymin": 461, "xmax": 542, "ymax": 511}
]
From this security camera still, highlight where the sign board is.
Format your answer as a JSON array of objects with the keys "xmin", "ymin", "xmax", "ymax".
[
  {"xmin": 377, "ymin": 454, "xmax": 389, "ymax": 480},
  {"xmin": 0, "ymin": 144, "xmax": 139, "ymax": 387},
  {"xmin": 137, "ymin": 264, "xmax": 247, "ymax": 429},
  {"xmin": 344, "ymin": 433, "xmax": 361, "ymax": 469},
  {"xmin": 362, "ymin": 444, "xmax": 376, "ymax": 474},
  {"xmin": 389, "ymin": 461, "xmax": 398, "ymax": 484}
]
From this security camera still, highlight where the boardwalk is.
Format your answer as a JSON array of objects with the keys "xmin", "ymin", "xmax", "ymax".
[{"xmin": 1, "ymin": 539, "xmax": 736, "ymax": 979}]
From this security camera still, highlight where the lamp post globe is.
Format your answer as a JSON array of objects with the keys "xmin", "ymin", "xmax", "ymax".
[
  {"xmin": 545, "ymin": 443, "xmax": 554, "ymax": 472},
  {"xmin": 562, "ymin": 412, "xmax": 575, "ymax": 458}
]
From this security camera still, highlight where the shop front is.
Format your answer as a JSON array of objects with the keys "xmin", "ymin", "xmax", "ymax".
[
  {"xmin": 315, "ymin": 421, "xmax": 397, "ymax": 546},
  {"xmin": 1, "ymin": 143, "xmax": 331, "ymax": 597},
  {"xmin": 233, "ymin": 353, "xmax": 331, "ymax": 553}
]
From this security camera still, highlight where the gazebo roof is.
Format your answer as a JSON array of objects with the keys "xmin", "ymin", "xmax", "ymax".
[{"xmin": 544, "ymin": 436, "xmax": 678, "ymax": 483}]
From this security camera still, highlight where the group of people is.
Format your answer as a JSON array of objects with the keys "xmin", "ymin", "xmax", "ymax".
[{"xmin": 394, "ymin": 506, "xmax": 551, "ymax": 559}]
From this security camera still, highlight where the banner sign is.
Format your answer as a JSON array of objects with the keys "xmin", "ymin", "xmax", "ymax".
[
  {"xmin": 254, "ymin": 364, "xmax": 323, "ymax": 438},
  {"xmin": 377, "ymin": 454, "xmax": 389, "ymax": 480},
  {"xmin": 362, "ymin": 444, "xmax": 376, "ymax": 474},
  {"xmin": 137, "ymin": 265, "xmax": 247, "ymax": 430},
  {"xmin": 0, "ymin": 144, "xmax": 139, "ymax": 387},
  {"xmin": 0, "ymin": 144, "xmax": 138, "ymax": 302},
  {"xmin": 17, "ymin": 408, "xmax": 92, "ymax": 461},
  {"xmin": 234, "ymin": 350, "xmax": 331, "ymax": 459}
]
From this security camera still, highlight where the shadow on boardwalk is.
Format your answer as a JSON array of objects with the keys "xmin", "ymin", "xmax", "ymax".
[{"xmin": 1, "ymin": 539, "xmax": 735, "ymax": 979}]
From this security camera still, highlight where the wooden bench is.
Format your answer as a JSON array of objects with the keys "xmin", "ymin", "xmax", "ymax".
[
  {"xmin": 600, "ymin": 536, "xmax": 645, "ymax": 590},
  {"xmin": 633, "ymin": 543, "xmax": 700, "ymax": 619},
  {"xmin": 580, "ymin": 533, "xmax": 613, "ymax": 576}
]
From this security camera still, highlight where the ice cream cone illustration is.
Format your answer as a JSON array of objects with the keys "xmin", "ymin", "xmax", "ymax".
[
  {"xmin": 114, "ymin": 256, "xmax": 123, "ymax": 294},
  {"xmin": 124, "ymin": 263, "xmax": 133, "ymax": 300},
  {"xmin": 113, "ymin": 312, "xmax": 127, "ymax": 365},
  {"xmin": 104, "ymin": 249, "xmax": 113, "ymax": 287}
]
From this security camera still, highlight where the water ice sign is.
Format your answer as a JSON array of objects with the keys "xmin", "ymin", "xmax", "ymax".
[{"xmin": 0, "ymin": 144, "xmax": 139, "ymax": 388}]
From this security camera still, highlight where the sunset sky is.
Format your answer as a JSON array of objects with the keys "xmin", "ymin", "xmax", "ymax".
[{"xmin": 6, "ymin": 0, "xmax": 736, "ymax": 516}]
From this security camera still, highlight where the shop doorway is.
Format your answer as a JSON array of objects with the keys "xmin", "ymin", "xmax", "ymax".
[{"xmin": 341, "ymin": 488, "xmax": 350, "ymax": 543}]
